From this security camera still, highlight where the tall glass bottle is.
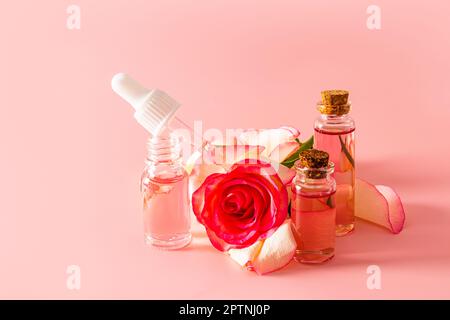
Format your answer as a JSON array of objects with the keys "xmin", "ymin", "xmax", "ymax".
[
  {"xmin": 314, "ymin": 90, "xmax": 355, "ymax": 236},
  {"xmin": 291, "ymin": 149, "xmax": 336, "ymax": 264},
  {"xmin": 141, "ymin": 134, "xmax": 191, "ymax": 249}
]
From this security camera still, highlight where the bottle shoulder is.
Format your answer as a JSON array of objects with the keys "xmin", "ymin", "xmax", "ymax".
[
  {"xmin": 141, "ymin": 162, "xmax": 187, "ymax": 184},
  {"xmin": 314, "ymin": 115, "xmax": 355, "ymax": 134}
]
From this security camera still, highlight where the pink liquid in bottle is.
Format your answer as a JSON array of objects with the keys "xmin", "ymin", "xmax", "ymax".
[
  {"xmin": 142, "ymin": 174, "xmax": 191, "ymax": 249},
  {"xmin": 291, "ymin": 192, "xmax": 336, "ymax": 264},
  {"xmin": 315, "ymin": 128, "xmax": 355, "ymax": 236}
]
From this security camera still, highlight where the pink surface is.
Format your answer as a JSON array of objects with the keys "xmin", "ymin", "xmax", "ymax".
[{"xmin": 1, "ymin": 0, "xmax": 450, "ymax": 299}]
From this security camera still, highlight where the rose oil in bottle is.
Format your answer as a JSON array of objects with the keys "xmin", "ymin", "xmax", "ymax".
[
  {"xmin": 141, "ymin": 135, "xmax": 191, "ymax": 249},
  {"xmin": 314, "ymin": 90, "xmax": 355, "ymax": 236},
  {"xmin": 291, "ymin": 149, "xmax": 336, "ymax": 264}
]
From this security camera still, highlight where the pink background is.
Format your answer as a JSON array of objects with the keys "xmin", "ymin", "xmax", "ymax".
[{"xmin": 1, "ymin": 0, "xmax": 450, "ymax": 299}]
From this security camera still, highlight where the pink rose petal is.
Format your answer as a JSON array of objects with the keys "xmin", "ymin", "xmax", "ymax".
[
  {"xmin": 355, "ymin": 178, "xmax": 406, "ymax": 234},
  {"xmin": 374, "ymin": 185, "xmax": 406, "ymax": 234},
  {"xmin": 228, "ymin": 240, "xmax": 263, "ymax": 267},
  {"xmin": 188, "ymin": 163, "xmax": 226, "ymax": 201},
  {"xmin": 207, "ymin": 144, "xmax": 264, "ymax": 168},
  {"xmin": 229, "ymin": 220, "xmax": 296, "ymax": 275},
  {"xmin": 239, "ymin": 127, "xmax": 300, "ymax": 157},
  {"xmin": 274, "ymin": 163, "xmax": 296, "ymax": 185},
  {"xmin": 268, "ymin": 141, "xmax": 300, "ymax": 163}
]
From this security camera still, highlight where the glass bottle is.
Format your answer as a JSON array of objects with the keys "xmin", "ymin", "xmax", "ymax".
[
  {"xmin": 314, "ymin": 90, "xmax": 355, "ymax": 236},
  {"xmin": 291, "ymin": 149, "xmax": 336, "ymax": 264},
  {"xmin": 140, "ymin": 134, "xmax": 191, "ymax": 249},
  {"xmin": 112, "ymin": 73, "xmax": 193, "ymax": 249}
]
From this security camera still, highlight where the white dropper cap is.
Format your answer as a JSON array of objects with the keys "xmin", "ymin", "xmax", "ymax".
[{"xmin": 111, "ymin": 73, "xmax": 180, "ymax": 136}]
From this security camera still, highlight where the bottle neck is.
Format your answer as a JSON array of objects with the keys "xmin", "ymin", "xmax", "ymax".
[
  {"xmin": 146, "ymin": 134, "xmax": 185, "ymax": 180},
  {"xmin": 147, "ymin": 135, "xmax": 181, "ymax": 163},
  {"xmin": 315, "ymin": 112, "xmax": 355, "ymax": 134},
  {"xmin": 319, "ymin": 113, "xmax": 351, "ymax": 122},
  {"xmin": 292, "ymin": 163, "xmax": 336, "ymax": 195}
]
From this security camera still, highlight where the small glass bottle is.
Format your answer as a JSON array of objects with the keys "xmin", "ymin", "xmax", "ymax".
[
  {"xmin": 314, "ymin": 90, "xmax": 355, "ymax": 236},
  {"xmin": 141, "ymin": 134, "xmax": 191, "ymax": 249},
  {"xmin": 291, "ymin": 149, "xmax": 336, "ymax": 264}
]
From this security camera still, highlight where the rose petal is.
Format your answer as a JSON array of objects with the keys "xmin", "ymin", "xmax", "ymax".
[
  {"xmin": 210, "ymin": 181, "xmax": 266, "ymax": 244},
  {"xmin": 231, "ymin": 161, "xmax": 289, "ymax": 232},
  {"xmin": 275, "ymin": 163, "xmax": 296, "ymax": 185},
  {"xmin": 206, "ymin": 144, "xmax": 265, "ymax": 169},
  {"xmin": 192, "ymin": 173, "xmax": 226, "ymax": 225},
  {"xmin": 188, "ymin": 163, "xmax": 227, "ymax": 200},
  {"xmin": 239, "ymin": 127, "xmax": 300, "ymax": 157},
  {"xmin": 268, "ymin": 141, "xmax": 300, "ymax": 163},
  {"xmin": 206, "ymin": 228, "xmax": 233, "ymax": 252},
  {"xmin": 202, "ymin": 179, "xmax": 264, "ymax": 247},
  {"xmin": 231, "ymin": 160, "xmax": 285, "ymax": 189},
  {"xmin": 355, "ymin": 178, "xmax": 406, "ymax": 234},
  {"xmin": 229, "ymin": 220, "xmax": 296, "ymax": 275},
  {"xmin": 228, "ymin": 240, "xmax": 263, "ymax": 267},
  {"xmin": 374, "ymin": 185, "xmax": 406, "ymax": 234},
  {"xmin": 207, "ymin": 226, "xmax": 260, "ymax": 252},
  {"xmin": 251, "ymin": 220, "xmax": 296, "ymax": 275}
]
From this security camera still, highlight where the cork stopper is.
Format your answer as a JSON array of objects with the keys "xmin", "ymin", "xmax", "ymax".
[
  {"xmin": 298, "ymin": 149, "xmax": 330, "ymax": 179},
  {"xmin": 321, "ymin": 90, "xmax": 348, "ymax": 105},
  {"xmin": 317, "ymin": 89, "xmax": 351, "ymax": 115},
  {"xmin": 299, "ymin": 149, "xmax": 329, "ymax": 168}
]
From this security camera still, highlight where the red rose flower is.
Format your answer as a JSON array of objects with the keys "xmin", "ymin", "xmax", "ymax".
[{"xmin": 192, "ymin": 160, "xmax": 288, "ymax": 251}]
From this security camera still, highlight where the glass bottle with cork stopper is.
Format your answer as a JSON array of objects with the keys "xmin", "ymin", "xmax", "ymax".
[
  {"xmin": 314, "ymin": 90, "xmax": 355, "ymax": 236},
  {"xmin": 291, "ymin": 149, "xmax": 336, "ymax": 264}
]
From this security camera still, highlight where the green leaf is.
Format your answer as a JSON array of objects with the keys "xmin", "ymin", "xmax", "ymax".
[
  {"xmin": 326, "ymin": 195, "xmax": 334, "ymax": 208},
  {"xmin": 281, "ymin": 135, "xmax": 314, "ymax": 169},
  {"xmin": 338, "ymin": 135, "xmax": 355, "ymax": 168}
]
